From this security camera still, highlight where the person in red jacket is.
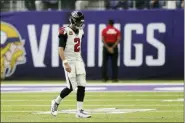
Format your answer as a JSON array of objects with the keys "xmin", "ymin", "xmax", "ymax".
[{"xmin": 102, "ymin": 19, "xmax": 121, "ymax": 82}]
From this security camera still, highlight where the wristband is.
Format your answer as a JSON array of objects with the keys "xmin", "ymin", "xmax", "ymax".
[{"xmin": 63, "ymin": 59, "xmax": 68, "ymax": 64}]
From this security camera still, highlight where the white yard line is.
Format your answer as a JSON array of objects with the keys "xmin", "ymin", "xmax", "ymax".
[
  {"xmin": 1, "ymin": 110, "xmax": 183, "ymax": 113},
  {"xmin": 1, "ymin": 90, "xmax": 183, "ymax": 93},
  {"xmin": 149, "ymin": 110, "xmax": 183, "ymax": 112},
  {"xmin": 162, "ymin": 98, "xmax": 184, "ymax": 102},
  {"xmin": 2, "ymin": 94, "xmax": 183, "ymax": 97},
  {"xmin": 1, "ymin": 104, "xmax": 183, "ymax": 107},
  {"xmin": 1, "ymin": 99, "xmax": 184, "ymax": 102}
]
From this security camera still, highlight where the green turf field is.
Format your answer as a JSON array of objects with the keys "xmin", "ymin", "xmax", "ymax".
[{"xmin": 1, "ymin": 80, "xmax": 184, "ymax": 122}]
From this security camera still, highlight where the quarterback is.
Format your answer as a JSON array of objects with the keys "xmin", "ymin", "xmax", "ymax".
[{"xmin": 51, "ymin": 11, "xmax": 91, "ymax": 118}]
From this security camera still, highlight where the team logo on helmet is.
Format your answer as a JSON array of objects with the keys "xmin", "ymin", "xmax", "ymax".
[{"xmin": 0, "ymin": 21, "xmax": 26, "ymax": 79}]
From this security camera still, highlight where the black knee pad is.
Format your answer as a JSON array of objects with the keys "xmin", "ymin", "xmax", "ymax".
[
  {"xmin": 60, "ymin": 87, "xmax": 72, "ymax": 98},
  {"xmin": 78, "ymin": 86, "xmax": 85, "ymax": 92},
  {"xmin": 66, "ymin": 87, "xmax": 73, "ymax": 92},
  {"xmin": 77, "ymin": 86, "xmax": 85, "ymax": 102}
]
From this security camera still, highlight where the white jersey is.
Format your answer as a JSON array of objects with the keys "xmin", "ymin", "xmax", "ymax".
[{"xmin": 60, "ymin": 26, "xmax": 84, "ymax": 62}]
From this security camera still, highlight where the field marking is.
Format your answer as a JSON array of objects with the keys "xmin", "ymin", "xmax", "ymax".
[
  {"xmin": 2, "ymin": 99, "xmax": 179, "ymax": 102},
  {"xmin": 2, "ymin": 94, "xmax": 183, "ymax": 97},
  {"xmin": 1, "ymin": 110, "xmax": 183, "ymax": 113},
  {"xmin": 154, "ymin": 87, "xmax": 184, "ymax": 91},
  {"xmin": 33, "ymin": 108, "xmax": 156, "ymax": 114},
  {"xmin": 1, "ymin": 87, "xmax": 107, "ymax": 91},
  {"xmin": 162, "ymin": 98, "xmax": 184, "ymax": 102},
  {"xmin": 2, "ymin": 83, "xmax": 183, "ymax": 93},
  {"xmin": 0, "ymin": 87, "xmax": 107, "ymax": 92},
  {"xmin": 1, "ymin": 104, "xmax": 183, "ymax": 107},
  {"xmin": 2, "ymin": 91, "xmax": 184, "ymax": 93},
  {"xmin": 1, "ymin": 83, "xmax": 184, "ymax": 86}
]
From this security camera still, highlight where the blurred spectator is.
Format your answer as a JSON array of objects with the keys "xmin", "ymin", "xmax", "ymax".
[
  {"xmin": 105, "ymin": 0, "xmax": 118, "ymax": 9},
  {"xmin": 181, "ymin": 0, "xmax": 184, "ymax": 8},
  {"xmin": 25, "ymin": 0, "xmax": 36, "ymax": 10},
  {"xmin": 135, "ymin": 0, "xmax": 149, "ymax": 9},
  {"xmin": 176, "ymin": 0, "xmax": 184, "ymax": 8},
  {"xmin": 150, "ymin": 0, "xmax": 161, "ymax": 8},
  {"xmin": 75, "ymin": 0, "xmax": 89, "ymax": 10},
  {"xmin": 116, "ymin": 0, "xmax": 129, "ymax": 9},
  {"xmin": 35, "ymin": 0, "xmax": 44, "ymax": 11},
  {"xmin": 42, "ymin": 0, "xmax": 58, "ymax": 10},
  {"xmin": 87, "ymin": 0, "xmax": 105, "ymax": 10},
  {"xmin": 0, "ymin": 0, "xmax": 7, "ymax": 12},
  {"xmin": 166, "ymin": 1, "xmax": 176, "ymax": 9},
  {"xmin": 106, "ymin": 0, "xmax": 129, "ymax": 10},
  {"xmin": 60, "ymin": 0, "xmax": 76, "ymax": 10}
]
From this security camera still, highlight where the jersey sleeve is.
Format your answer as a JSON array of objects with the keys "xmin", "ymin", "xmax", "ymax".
[
  {"xmin": 102, "ymin": 29, "xmax": 106, "ymax": 37},
  {"xmin": 116, "ymin": 29, "xmax": 121, "ymax": 38},
  {"xmin": 58, "ymin": 27, "xmax": 68, "ymax": 48}
]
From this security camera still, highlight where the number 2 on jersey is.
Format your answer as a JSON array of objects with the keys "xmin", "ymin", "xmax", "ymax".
[{"xmin": 74, "ymin": 38, "xmax": 80, "ymax": 52}]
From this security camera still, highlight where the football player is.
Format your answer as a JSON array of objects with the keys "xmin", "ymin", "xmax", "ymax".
[{"xmin": 50, "ymin": 11, "xmax": 91, "ymax": 118}]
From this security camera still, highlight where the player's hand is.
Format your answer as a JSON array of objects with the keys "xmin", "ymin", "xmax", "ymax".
[
  {"xmin": 108, "ymin": 47, "xmax": 114, "ymax": 54},
  {"xmin": 64, "ymin": 63, "xmax": 71, "ymax": 73}
]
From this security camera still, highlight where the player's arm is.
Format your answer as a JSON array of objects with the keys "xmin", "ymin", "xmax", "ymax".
[
  {"xmin": 102, "ymin": 30, "xmax": 111, "ymax": 49},
  {"xmin": 58, "ymin": 29, "xmax": 71, "ymax": 73},
  {"xmin": 102, "ymin": 30, "xmax": 114, "ymax": 53},
  {"xmin": 112, "ymin": 30, "xmax": 121, "ymax": 49},
  {"xmin": 102, "ymin": 36, "xmax": 110, "ymax": 49},
  {"xmin": 102, "ymin": 36, "xmax": 114, "ymax": 54},
  {"xmin": 58, "ymin": 47, "xmax": 66, "ymax": 63}
]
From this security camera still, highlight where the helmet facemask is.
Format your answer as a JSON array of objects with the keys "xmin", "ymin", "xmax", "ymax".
[{"xmin": 70, "ymin": 15, "xmax": 85, "ymax": 30}]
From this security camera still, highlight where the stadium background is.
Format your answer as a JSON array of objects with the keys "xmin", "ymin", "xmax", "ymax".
[
  {"xmin": 1, "ymin": 0, "xmax": 184, "ymax": 80},
  {"xmin": 0, "ymin": 0, "xmax": 184, "ymax": 122}
]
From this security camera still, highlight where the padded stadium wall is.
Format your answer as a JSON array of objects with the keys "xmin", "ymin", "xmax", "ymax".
[{"xmin": 1, "ymin": 10, "xmax": 184, "ymax": 80}]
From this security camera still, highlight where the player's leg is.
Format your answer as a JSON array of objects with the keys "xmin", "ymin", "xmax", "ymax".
[
  {"xmin": 76, "ymin": 74, "xmax": 86, "ymax": 111},
  {"xmin": 51, "ymin": 76, "xmax": 76, "ymax": 116},
  {"xmin": 51, "ymin": 64, "xmax": 77, "ymax": 116},
  {"xmin": 76, "ymin": 74, "xmax": 91, "ymax": 118},
  {"xmin": 102, "ymin": 46, "xmax": 109, "ymax": 82},
  {"xmin": 111, "ymin": 47, "xmax": 118, "ymax": 82}
]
